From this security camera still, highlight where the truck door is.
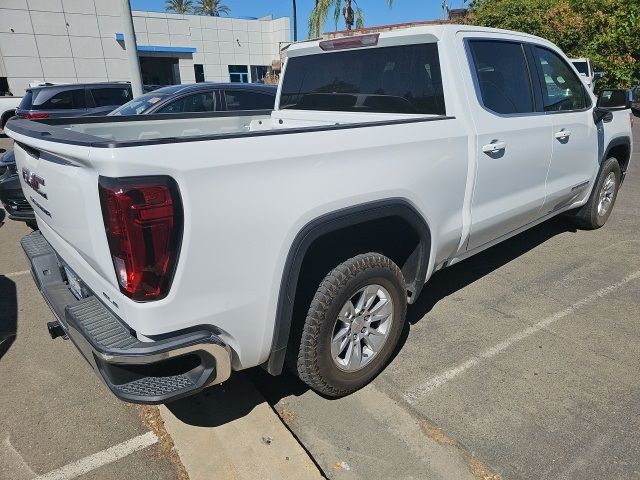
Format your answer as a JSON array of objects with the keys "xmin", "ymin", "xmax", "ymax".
[
  {"xmin": 463, "ymin": 38, "xmax": 553, "ymax": 251},
  {"xmin": 529, "ymin": 46, "xmax": 598, "ymax": 214}
]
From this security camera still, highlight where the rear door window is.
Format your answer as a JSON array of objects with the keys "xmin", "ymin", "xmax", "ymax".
[
  {"xmin": 224, "ymin": 90, "xmax": 275, "ymax": 111},
  {"xmin": 90, "ymin": 87, "xmax": 132, "ymax": 107},
  {"xmin": 279, "ymin": 43, "xmax": 445, "ymax": 115},
  {"xmin": 37, "ymin": 89, "xmax": 86, "ymax": 110},
  {"xmin": 468, "ymin": 40, "xmax": 534, "ymax": 115},
  {"xmin": 157, "ymin": 91, "xmax": 216, "ymax": 113}
]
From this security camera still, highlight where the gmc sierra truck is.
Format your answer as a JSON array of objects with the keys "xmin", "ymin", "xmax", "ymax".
[{"xmin": 6, "ymin": 25, "xmax": 633, "ymax": 404}]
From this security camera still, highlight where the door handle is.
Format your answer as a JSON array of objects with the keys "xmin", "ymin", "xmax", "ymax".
[
  {"xmin": 554, "ymin": 130, "xmax": 571, "ymax": 140},
  {"xmin": 482, "ymin": 141, "xmax": 506, "ymax": 153}
]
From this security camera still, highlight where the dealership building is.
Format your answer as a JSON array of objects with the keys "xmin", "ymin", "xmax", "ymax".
[{"xmin": 0, "ymin": 0, "xmax": 291, "ymax": 96}]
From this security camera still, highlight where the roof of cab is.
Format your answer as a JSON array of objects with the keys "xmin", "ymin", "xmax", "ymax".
[{"xmin": 286, "ymin": 23, "xmax": 549, "ymax": 57}]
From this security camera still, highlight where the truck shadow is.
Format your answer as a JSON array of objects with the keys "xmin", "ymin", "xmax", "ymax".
[
  {"xmin": 405, "ymin": 216, "xmax": 577, "ymax": 325},
  {"xmin": 167, "ymin": 216, "xmax": 578, "ymax": 424},
  {"xmin": 0, "ymin": 275, "xmax": 18, "ymax": 360}
]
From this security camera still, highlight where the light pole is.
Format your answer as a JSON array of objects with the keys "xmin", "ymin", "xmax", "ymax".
[
  {"xmin": 120, "ymin": 0, "xmax": 143, "ymax": 97},
  {"xmin": 292, "ymin": 0, "xmax": 298, "ymax": 41}
]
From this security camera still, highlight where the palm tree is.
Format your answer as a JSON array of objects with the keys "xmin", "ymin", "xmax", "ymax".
[
  {"xmin": 308, "ymin": 0, "xmax": 393, "ymax": 38},
  {"xmin": 194, "ymin": 0, "xmax": 230, "ymax": 16},
  {"xmin": 164, "ymin": 0, "xmax": 193, "ymax": 14}
]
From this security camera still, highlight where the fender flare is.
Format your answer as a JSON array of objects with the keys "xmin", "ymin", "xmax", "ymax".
[
  {"xmin": 265, "ymin": 198, "xmax": 431, "ymax": 375},
  {"xmin": 603, "ymin": 136, "xmax": 631, "ymax": 171}
]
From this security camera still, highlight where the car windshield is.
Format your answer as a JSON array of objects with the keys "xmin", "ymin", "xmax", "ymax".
[
  {"xmin": 109, "ymin": 93, "xmax": 168, "ymax": 115},
  {"xmin": 572, "ymin": 61, "xmax": 589, "ymax": 76}
]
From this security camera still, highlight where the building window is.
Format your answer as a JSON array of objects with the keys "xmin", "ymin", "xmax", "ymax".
[
  {"xmin": 250, "ymin": 66, "xmax": 269, "ymax": 83},
  {"xmin": 229, "ymin": 65, "xmax": 249, "ymax": 83},
  {"xmin": 194, "ymin": 64, "xmax": 205, "ymax": 83}
]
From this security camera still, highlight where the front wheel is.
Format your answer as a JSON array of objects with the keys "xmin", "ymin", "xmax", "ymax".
[
  {"xmin": 568, "ymin": 157, "xmax": 621, "ymax": 230},
  {"xmin": 295, "ymin": 253, "xmax": 407, "ymax": 397}
]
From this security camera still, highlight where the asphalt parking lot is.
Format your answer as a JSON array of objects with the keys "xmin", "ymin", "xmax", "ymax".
[{"xmin": 1, "ymin": 123, "xmax": 639, "ymax": 480}]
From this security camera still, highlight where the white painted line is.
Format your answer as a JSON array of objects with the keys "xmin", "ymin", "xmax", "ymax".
[
  {"xmin": 4, "ymin": 270, "xmax": 30, "ymax": 279},
  {"xmin": 404, "ymin": 270, "xmax": 640, "ymax": 404},
  {"xmin": 35, "ymin": 432, "xmax": 158, "ymax": 480}
]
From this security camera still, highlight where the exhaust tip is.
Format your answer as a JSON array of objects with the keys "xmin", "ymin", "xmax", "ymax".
[{"xmin": 47, "ymin": 321, "xmax": 66, "ymax": 340}]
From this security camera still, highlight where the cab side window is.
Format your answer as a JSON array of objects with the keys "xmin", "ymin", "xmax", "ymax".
[
  {"xmin": 532, "ymin": 47, "xmax": 588, "ymax": 112},
  {"xmin": 468, "ymin": 40, "xmax": 534, "ymax": 115}
]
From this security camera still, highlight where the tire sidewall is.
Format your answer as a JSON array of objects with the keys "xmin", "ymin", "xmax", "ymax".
[
  {"xmin": 590, "ymin": 157, "xmax": 621, "ymax": 228},
  {"xmin": 314, "ymin": 266, "xmax": 405, "ymax": 392}
]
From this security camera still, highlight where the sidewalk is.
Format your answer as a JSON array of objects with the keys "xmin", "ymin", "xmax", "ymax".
[{"xmin": 159, "ymin": 373, "xmax": 324, "ymax": 480}]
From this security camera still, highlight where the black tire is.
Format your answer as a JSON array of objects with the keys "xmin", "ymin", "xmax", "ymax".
[
  {"xmin": 568, "ymin": 157, "xmax": 621, "ymax": 230},
  {"xmin": 1, "ymin": 111, "xmax": 14, "ymax": 131},
  {"xmin": 295, "ymin": 252, "xmax": 407, "ymax": 397}
]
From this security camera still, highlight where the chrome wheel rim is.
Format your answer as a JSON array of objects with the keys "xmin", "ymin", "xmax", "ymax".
[
  {"xmin": 597, "ymin": 172, "xmax": 616, "ymax": 217},
  {"xmin": 331, "ymin": 284, "xmax": 393, "ymax": 372}
]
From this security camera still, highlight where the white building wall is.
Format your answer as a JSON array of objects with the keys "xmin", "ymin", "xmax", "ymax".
[{"xmin": 0, "ymin": 0, "xmax": 290, "ymax": 95}]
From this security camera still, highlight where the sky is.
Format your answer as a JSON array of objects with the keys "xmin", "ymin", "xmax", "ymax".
[{"xmin": 131, "ymin": 0, "xmax": 468, "ymax": 40}]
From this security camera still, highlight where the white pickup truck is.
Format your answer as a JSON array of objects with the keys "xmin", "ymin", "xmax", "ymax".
[{"xmin": 6, "ymin": 25, "xmax": 633, "ymax": 404}]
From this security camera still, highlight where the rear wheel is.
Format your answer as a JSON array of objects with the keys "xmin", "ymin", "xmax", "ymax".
[
  {"xmin": 295, "ymin": 253, "xmax": 406, "ymax": 397},
  {"xmin": 568, "ymin": 157, "xmax": 621, "ymax": 229}
]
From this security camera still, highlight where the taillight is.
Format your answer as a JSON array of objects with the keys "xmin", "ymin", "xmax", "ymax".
[
  {"xmin": 98, "ymin": 176, "xmax": 183, "ymax": 301},
  {"xmin": 18, "ymin": 112, "xmax": 49, "ymax": 119}
]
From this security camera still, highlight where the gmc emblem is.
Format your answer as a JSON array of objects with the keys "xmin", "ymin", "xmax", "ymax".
[{"xmin": 22, "ymin": 168, "xmax": 47, "ymax": 199}]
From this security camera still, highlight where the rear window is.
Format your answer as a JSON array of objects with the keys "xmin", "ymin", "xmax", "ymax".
[
  {"xmin": 18, "ymin": 91, "xmax": 33, "ymax": 110},
  {"xmin": 280, "ymin": 43, "xmax": 446, "ymax": 115},
  {"xmin": 35, "ymin": 89, "xmax": 86, "ymax": 110},
  {"xmin": 90, "ymin": 87, "xmax": 132, "ymax": 107}
]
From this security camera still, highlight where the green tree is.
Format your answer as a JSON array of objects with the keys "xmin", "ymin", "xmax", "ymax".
[
  {"xmin": 164, "ymin": 0, "xmax": 193, "ymax": 14},
  {"xmin": 194, "ymin": 0, "xmax": 230, "ymax": 16},
  {"xmin": 465, "ymin": 0, "xmax": 640, "ymax": 88},
  {"xmin": 308, "ymin": 0, "xmax": 393, "ymax": 39}
]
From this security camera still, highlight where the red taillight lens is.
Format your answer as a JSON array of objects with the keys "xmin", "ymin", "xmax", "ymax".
[
  {"xmin": 18, "ymin": 112, "xmax": 50, "ymax": 119},
  {"xmin": 98, "ymin": 176, "xmax": 183, "ymax": 301}
]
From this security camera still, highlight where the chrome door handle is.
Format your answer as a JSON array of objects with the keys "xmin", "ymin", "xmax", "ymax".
[
  {"xmin": 482, "ymin": 141, "xmax": 506, "ymax": 153},
  {"xmin": 554, "ymin": 130, "xmax": 571, "ymax": 139}
]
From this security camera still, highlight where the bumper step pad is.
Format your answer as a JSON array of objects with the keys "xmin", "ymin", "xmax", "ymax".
[
  {"xmin": 67, "ymin": 297, "xmax": 139, "ymax": 351},
  {"xmin": 114, "ymin": 374, "xmax": 195, "ymax": 398}
]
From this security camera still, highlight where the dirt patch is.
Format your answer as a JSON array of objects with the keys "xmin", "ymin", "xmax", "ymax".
[
  {"xmin": 136, "ymin": 405, "xmax": 190, "ymax": 480},
  {"xmin": 276, "ymin": 402, "xmax": 296, "ymax": 426},
  {"xmin": 420, "ymin": 419, "xmax": 501, "ymax": 480}
]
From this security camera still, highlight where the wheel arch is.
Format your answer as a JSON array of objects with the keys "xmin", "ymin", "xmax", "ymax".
[
  {"xmin": 604, "ymin": 136, "xmax": 631, "ymax": 175},
  {"xmin": 265, "ymin": 198, "xmax": 432, "ymax": 375}
]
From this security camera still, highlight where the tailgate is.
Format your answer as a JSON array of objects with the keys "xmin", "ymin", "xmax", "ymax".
[{"xmin": 8, "ymin": 131, "xmax": 118, "ymax": 296}]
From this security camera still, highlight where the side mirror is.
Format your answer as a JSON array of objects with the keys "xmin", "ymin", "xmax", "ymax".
[
  {"xmin": 597, "ymin": 89, "xmax": 632, "ymax": 110},
  {"xmin": 593, "ymin": 71, "xmax": 605, "ymax": 80}
]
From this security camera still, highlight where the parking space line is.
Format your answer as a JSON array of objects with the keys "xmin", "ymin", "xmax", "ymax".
[
  {"xmin": 4, "ymin": 270, "xmax": 30, "ymax": 279},
  {"xmin": 404, "ymin": 269, "xmax": 640, "ymax": 404},
  {"xmin": 34, "ymin": 431, "xmax": 158, "ymax": 480}
]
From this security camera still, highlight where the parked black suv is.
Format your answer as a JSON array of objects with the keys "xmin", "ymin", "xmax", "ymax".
[
  {"xmin": 0, "ymin": 150, "xmax": 35, "ymax": 227},
  {"xmin": 16, "ymin": 82, "xmax": 134, "ymax": 119}
]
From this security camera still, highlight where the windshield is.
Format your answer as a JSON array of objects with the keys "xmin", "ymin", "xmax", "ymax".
[
  {"xmin": 109, "ymin": 93, "xmax": 167, "ymax": 116},
  {"xmin": 572, "ymin": 61, "xmax": 589, "ymax": 76}
]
